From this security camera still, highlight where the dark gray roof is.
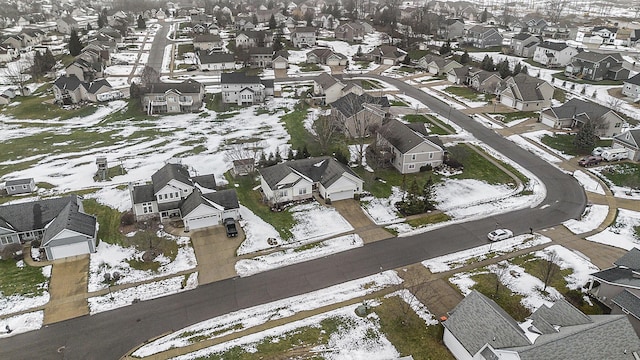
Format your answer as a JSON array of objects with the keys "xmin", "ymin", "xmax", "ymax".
[
  {"xmin": 0, "ymin": 195, "xmax": 80, "ymax": 233},
  {"xmin": 614, "ymin": 248, "xmax": 640, "ymax": 271},
  {"xmin": 547, "ymin": 98, "xmax": 617, "ymax": 121},
  {"xmin": 537, "ymin": 41, "xmax": 569, "ymax": 51},
  {"xmin": 86, "ymin": 79, "xmax": 112, "ymax": 93},
  {"xmin": 380, "ymin": 119, "xmax": 443, "ymax": 154},
  {"xmin": 612, "ymin": 290, "xmax": 640, "ymax": 320},
  {"xmin": 220, "ymin": 72, "xmax": 262, "ymax": 85},
  {"xmin": 614, "ymin": 129, "xmax": 640, "ymax": 149},
  {"xmin": 314, "ymin": 72, "xmax": 342, "ymax": 90},
  {"xmin": 625, "ymin": 73, "xmax": 640, "ymax": 86},
  {"xmin": 203, "ymin": 189, "xmax": 239, "ymax": 210},
  {"xmin": 512, "ymin": 33, "xmax": 536, "ymax": 41},
  {"xmin": 529, "ymin": 299, "xmax": 592, "ymax": 327},
  {"xmin": 42, "ymin": 200, "xmax": 96, "ymax": 244},
  {"xmin": 53, "ymin": 74, "xmax": 83, "ymax": 91},
  {"xmin": 330, "ymin": 93, "xmax": 390, "ymax": 118},
  {"xmin": 5, "ymin": 178, "xmax": 33, "ymax": 186},
  {"xmin": 151, "ymin": 163, "xmax": 192, "ymax": 194},
  {"xmin": 259, "ymin": 156, "xmax": 361, "ymax": 190},
  {"xmin": 157, "ymin": 200, "xmax": 182, "ymax": 212},
  {"xmin": 248, "ymin": 46, "xmax": 273, "ymax": 55},
  {"xmin": 132, "ymin": 184, "xmax": 155, "ymax": 203},
  {"xmin": 443, "ymin": 290, "xmax": 531, "ymax": 354},
  {"xmin": 291, "ymin": 26, "xmax": 316, "ymax": 34},
  {"xmin": 141, "ymin": 80, "xmax": 203, "ymax": 95},
  {"xmin": 573, "ymin": 51, "xmax": 623, "ymax": 64},
  {"xmin": 192, "ymin": 174, "xmax": 217, "ymax": 190},
  {"xmin": 199, "ymin": 52, "xmax": 234, "ymax": 64},
  {"xmin": 505, "ymin": 73, "xmax": 549, "ymax": 102},
  {"xmin": 591, "ymin": 267, "xmax": 640, "ymax": 288},
  {"xmin": 193, "ymin": 34, "xmax": 221, "ymax": 42}
]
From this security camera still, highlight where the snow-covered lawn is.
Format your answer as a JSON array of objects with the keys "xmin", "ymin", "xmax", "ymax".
[
  {"xmin": 88, "ymin": 232, "xmax": 196, "ymax": 292},
  {"xmin": 589, "ymin": 165, "xmax": 640, "ymax": 199},
  {"xmin": 289, "ymin": 202, "xmax": 353, "ymax": 243},
  {"xmin": 0, "ymin": 311, "xmax": 43, "ymax": 338},
  {"xmin": 0, "ymin": 264, "xmax": 51, "ymax": 316},
  {"xmin": 563, "ymin": 204, "xmax": 609, "ymax": 234},
  {"xmin": 132, "ymin": 271, "xmax": 402, "ymax": 358},
  {"xmin": 587, "ymin": 209, "xmax": 640, "ymax": 250},
  {"xmin": 433, "ymin": 84, "xmax": 489, "ymax": 108},
  {"xmin": 507, "ymin": 134, "xmax": 563, "ymax": 164},
  {"xmin": 104, "ymin": 65, "xmax": 134, "ymax": 76},
  {"xmin": 360, "ymin": 186, "xmax": 403, "ymax": 225},
  {"xmin": 572, "ymin": 170, "xmax": 606, "ymax": 195}
]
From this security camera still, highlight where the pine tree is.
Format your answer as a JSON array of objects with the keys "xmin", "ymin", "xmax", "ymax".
[
  {"xmin": 521, "ymin": 65, "xmax": 528, "ymax": 75},
  {"xmin": 68, "ymin": 29, "xmax": 83, "ymax": 56},
  {"xmin": 460, "ymin": 51, "xmax": 470, "ymax": 64},
  {"xmin": 137, "ymin": 15, "xmax": 146, "ymax": 29},
  {"xmin": 274, "ymin": 147, "xmax": 282, "ymax": 163},
  {"xmin": 356, "ymin": 45, "xmax": 363, "ymax": 57},
  {"xmin": 259, "ymin": 152, "xmax": 268, "ymax": 167},
  {"xmin": 481, "ymin": 55, "xmax": 494, "ymax": 71},
  {"xmin": 422, "ymin": 177, "xmax": 435, "ymax": 211},
  {"xmin": 573, "ymin": 120, "xmax": 598, "ymax": 153},
  {"xmin": 269, "ymin": 14, "xmax": 277, "ymax": 29},
  {"xmin": 481, "ymin": 8, "xmax": 488, "ymax": 23},
  {"xmin": 498, "ymin": 58, "xmax": 511, "ymax": 78},
  {"xmin": 439, "ymin": 41, "xmax": 451, "ymax": 55},
  {"xmin": 287, "ymin": 148, "xmax": 294, "ymax": 160},
  {"xmin": 513, "ymin": 62, "xmax": 522, "ymax": 75}
]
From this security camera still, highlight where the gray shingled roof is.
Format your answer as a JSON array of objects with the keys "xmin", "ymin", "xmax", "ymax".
[
  {"xmin": 5, "ymin": 178, "xmax": 32, "ymax": 186},
  {"xmin": 505, "ymin": 73, "xmax": 549, "ymax": 102},
  {"xmin": 54, "ymin": 74, "xmax": 84, "ymax": 91},
  {"xmin": 330, "ymin": 93, "xmax": 390, "ymax": 118},
  {"xmin": 151, "ymin": 163, "xmax": 193, "ymax": 194},
  {"xmin": 193, "ymin": 34, "xmax": 221, "ymax": 42},
  {"xmin": 529, "ymin": 299, "xmax": 592, "ymax": 327},
  {"xmin": 220, "ymin": 72, "xmax": 262, "ymax": 85},
  {"xmin": 193, "ymin": 175, "xmax": 217, "ymax": 190},
  {"xmin": 141, "ymin": 80, "xmax": 203, "ymax": 95},
  {"xmin": 536, "ymin": 41, "xmax": 569, "ymax": 51},
  {"xmin": 203, "ymin": 189, "xmax": 239, "ymax": 210},
  {"xmin": 248, "ymin": 46, "xmax": 273, "ymax": 55},
  {"xmin": 591, "ymin": 267, "xmax": 640, "ymax": 287},
  {"xmin": 614, "ymin": 129, "xmax": 640, "ymax": 149},
  {"xmin": 614, "ymin": 248, "xmax": 640, "ymax": 270},
  {"xmin": 132, "ymin": 184, "xmax": 155, "ymax": 203},
  {"xmin": 199, "ymin": 52, "xmax": 234, "ymax": 64},
  {"xmin": 314, "ymin": 72, "xmax": 342, "ymax": 91},
  {"xmin": 41, "ymin": 200, "xmax": 96, "ymax": 244},
  {"xmin": 379, "ymin": 119, "xmax": 443, "ymax": 154},
  {"xmin": 612, "ymin": 290, "xmax": 640, "ymax": 320},
  {"xmin": 443, "ymin": 291, "xmax": 531, "ymax": 355},
  {"xmin": 86, "ymin": 79, "xmax": 112, "ymax": 94},
  {"xmin": 547, "ymin": 98, "xmax": 614, "ymax": 121},
  {"xmin": 0, "ymin": 195, "xmax": 79, "ymax": 233},
  {"xmin": 512, "ymin": 33, "xmax": 535, "ymax": 41},
  {"xmin": 259, "ymin": 157, "xmax": 361, "ymax": 190},
  {"xmin": 573, "ymin": 51, "xmax": 623, "ymax": 64}
]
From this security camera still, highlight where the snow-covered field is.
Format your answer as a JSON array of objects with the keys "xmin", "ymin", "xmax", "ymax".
[{"xmin": 563, "ymin": 204, "xmax": 610, "ymax": 234}]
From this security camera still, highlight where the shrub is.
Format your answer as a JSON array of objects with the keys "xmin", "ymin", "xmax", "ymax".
[
  {"xmin": 420, "ymin": 164, "xmax": 433, "ymax": 172},
  {"xmin": 121, "ymin": 212, "xmax": 136, "ymax": 226},
  {"xmin": 444, "ymin": 158, "xmax": 464, "ymax": 169}
]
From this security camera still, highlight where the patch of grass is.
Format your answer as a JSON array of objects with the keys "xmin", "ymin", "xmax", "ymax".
[
  {"xmin": 82, "ymin": 199, "xmax": 126, "ymax": 245},
  {"xmin": 217, "ymin": 111, "xmax": 240, "ymax": 120},
  {"xmin": 469, "ymin": 272, "xmax": 531, "ymax": 321},
  {"xmin": 398, "ymin": 66, "xmax": 417, "ymax": 73},
  {"xmin": 294, "ymin": 242, "xmax": 325, "ymax": 252},
  {"xmin": 36, "ymin": 182, "xmax": 54, "ymax": 189},
  {"xmin": 540, "ymin": 134, "xmax": 610, "ymax": 156},
  {"xmin": 489, "ymin": 111, "xmax": 538, "ymax": 123},
  {"xmin": 298, "ymin": 62, "xmax": 322, "ymax": 72},
  {"xmin": 407, "ymin": 212, "xmax": 451, "ymax": 228},
  {"xmin": 553, "ymin": 88, "xmax": 566, "ymax": 102},
  {"xmin": 177, "ymin": 43, "xmax": 194, "ymax": 57},
  {"xmin": 551, "ymin": 72, "xmax": 623, "ymax": 85},
  {"xmin": 205, "ymin": 93, "xmax": 242, "ymax": 113},
  {"xmin": 224, "ymin": 173, "xmax": 294, "ymax": 240},
  {"xmin": 93, "ymin": 165, "xmax": 127, "ymax": 181},
  {"xmin": 279, "ymin": 102, "xmax": 319, "ymax": 154},
  {"xmin": 354, "ymin": 166, "xmax": 440, "ymax": 198},
  {"xmin": 600, "ymin": 163, "xmax": 640, "ymax": 188},
  {"xmin": 361, "ymin": 79, "xmax": 382, "ymax": 90},
  {"xmin": 389, "ymin": 100, "xmax": 407, "ymax": 106},
  {"xmin": 450, "ymin": 144, "xmax": 515, "ymax": 185},
  {"xmin": 102, "ymin": 99, "xmax": 152, "ymax": 123},
  {"xmin": 0, "ymin": 259, "xmax": 48, "ymax": 297},
  {"xmin": 444, "ymin": 86, "xmax": 485, "ymax": 101},
  {"xmin": 408, "ymin": 49, "xmax": 430, "ymax": 60},
  {"xmin": 404, "ymin": 113, "xmax": 454, "ymax": 135},
  {"xmin": 460, "ymin": 45, "xmax": 502, "ymax": 52},
  {"xmin": 3, "ymin": 94, "xmax": 99, "ymax": 120},
  {"xmin": 376, "ymin": 296, "xmax": 454, "ymax": 360}
]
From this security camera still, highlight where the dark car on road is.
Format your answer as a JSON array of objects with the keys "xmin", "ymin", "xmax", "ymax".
[
  {"xmin": 224, "ymin": 218, "xmax": 238, "ymax": 237},
  {"xmin": 578, "ymin": 156, "xmax": 602, "ymax": 167}
]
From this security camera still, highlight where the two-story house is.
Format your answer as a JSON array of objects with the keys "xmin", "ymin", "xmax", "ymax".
[
  {"xmin": 140, "ymin": 80, "xmax": 205, "ymax": 114},
  {"xmin": 235, "ymin": 31, "xmax": 273, "ymax": 48},
  {"xmin": 198, "ymin": 52, "xmax": 235, "ymax": 71},
  {"xmin": 468, "ymin": 69, "xmax": 502, "ymax": 94},
  {"xmin": 334, "ymin": 22, "xmax": 366, "ymax": 42},
  {"xmin": 565, "ymin": 51, "xmax": 630, "ymax": 81},
  {"xmin": 377, "ymin": 119, "xmax": 444, "ymax": 174},
  {"xmin": 248, "ymin": 47, "xmax": 273, "ymax": 68},
  {"xmin": 532, "ymin": 41, "xmax": 579, "ymax": 67},
  {"xmin": 52, "ymin": 75, "xmax": 118, "ymax": 104},
  {"xmin": 306, "ymin": 48, "xmax": 348, "ymax": 66},
  {"xmin": 539, "ymin": 98, "xmax": 625, "ymax": 137},
  {"xmin": 499, "ymin": 73, "xmax": 554, "ymax": 111},
  {"xmin": 592, "ymin": 26, "xmax": 618, "ymax": 45},
  {"xmin": 463, "ymin": 25, "xmax": 503, "ymax": 48},
  {"xmin": 612, "ymin": 129, "xmax": 640, "ymax": 162},
  {"xmin": 330, "ymin": 93, "xmax": 390, "ymax": 138},
  {"xmin": 438, "ymin": 18, "xmax": 465, "ymax": 40},
  {"xmin": 220, "ymin": 72, "xmax": 274, "ymax": 105},
  {"xmin": 290, "ymin": 27, "xmax": 317, "ymax": 48},
  {"xmin": 366, "ymin": 45, "xmax": 406, "ymax": 65},
  {"xmin": 622, "ymin": 73, "xmax": 640, "ymax": 99},
  {"xmin": 56, "ymin": 16, "xmax": 78, "ymax": 34},
  {"xmin": 312, "ymin": 73, "xmax": 364, "ymax": 105},
  {"xmin": 509, "ymin": 33, "xmax": 540, "ymax": 57},
  {"xmin": 193, "ymin": 34, "xmax": 223, "ymax": 51}
]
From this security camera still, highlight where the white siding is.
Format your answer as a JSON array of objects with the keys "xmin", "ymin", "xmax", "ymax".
[{"xmin": 443, "ymin": 328, "xmax": 474, "ymax": 360}]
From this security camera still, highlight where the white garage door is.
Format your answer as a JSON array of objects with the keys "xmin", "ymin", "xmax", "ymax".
[
  {"xmin": 500, "ymin": 96, "xmax": 514, "ymax": 108},
  {"xmin": 540, "ymin": 115, "xmax": 556, "ymax": 128},
  {"xmin": 186, "ymin": 215, "xmax": 219, "ymax": 230},
  {"xmin": 50, "ymin": 242, "xmax": 90, "ymax": 260},
  {"xmin": 329, "ymin": 190, "xmax": 354, "ymax": 201},
  {"xmin": 383, "ymin": 58, "xmax": 395, "ymax": 65}
]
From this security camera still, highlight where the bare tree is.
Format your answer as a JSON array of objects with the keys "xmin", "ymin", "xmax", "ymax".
[
  {"xmin": 491, "ymin": 261, "xmax": 514, "ymax": 299},
  {"xmin": 537, "ymin": 250, "xmax": 560, "ymax": 292},
  {"xmin": 312, "ymin": 114, "xmax": 340, "ymax": 155},
  {"xmin": 334, "ymin": 96, "xmax": 385, "ymax": 166},
  {"xmin": 606, "ymin": 97, "xmax": 624, "ymax": 112},
  {"xmin": 546, "ymin": 0, "xmax": 569, "ymax": 24},
  {"xmin": 224, "ymin": 140, "xmax": 264, "ymax": 169},
  {"xmin": 4, "ymin": 58, "xmax": 32, "ymax": 95},
  {"xmin": 140, "ymin": 65, "xmax": 159, "ymax": 85}
]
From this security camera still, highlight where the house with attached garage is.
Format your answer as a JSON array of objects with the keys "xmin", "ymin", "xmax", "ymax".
[
  {"xmin": 52, "ymin": 75, "xmax": 119, "ymax": 104},
  {"xmin": 312, "ymin": 73, "xmax": 364, "ymax": 105},
  {"xmin": 622, "ymin": 73, "xmax": 640, "ymax": 99},
  {"xmin": 539, "ymin": 98, "xmax": 624, "ymax": 137},
  {"xmin": 418, "ymin": 55, "xmax": 462, "ymax": 76},
  {"xmin": 290, "ymin": 27, "xmax": 317, "ymax": 48},
  {"xmin": 193, "ymin": 34, "xmax": 223, "ymax": 51},
  {"xmin": 565, "ymin": 51, "xmax": 629, "ymax": 81},
  {"xmin": 330, "ymin": 93, "xmax": 390, "ymax": 138},
  {"xmin": 129, "ymin": 162, "xmax": 239, "ymax": 231},
  {"xmin": 509, "ymin": 33, "xmax": 540, "ymax": 57},
  {"xmin": 220, "ymin": 72, "xmax": 274, "ymax": 105},
  {"xmin": 444, "ymin": 290, "xmax": 640, "ymax": 360},
  {"xmin": 248, "ymin": 47, "xmax": 273, "ymax": 68},
  {"xmin": 140, "ymin": 80, "xmax": 205, "ymax": 114},
  {"xmin": 438, "ymin": 18, "xmax": 465, "ymax": 40},
  {"xmin": 366, "ymin": 45, "xmax": 406, "ymax": 65},
  {"xmin": 532, "ymin": 41, "xmax": 578, "ymax": 68},
  {"xmin": 463, "ymin": 25, "xmax": 503, "ymax": 48},
  {"xmin": 377, "ymin": 119, "xmax": 445, "ymax": 174},
  {"xmin": 56, "ymin": 16, "xmax": 78, "ymax": 35},
  {"xmin": 198, "ymin": 52, "xmax": 235, "ymax": 71},
  {"xmin": 0, "ymin": 195, "xmax": 97, "ymax": 260},
  {"xmin": 612, "ymin": 129, "xmax": 640, "ymax": 162},
  {"xmin": 272, "ymin": 50, "xmax": 289, "ymax": 69},
  {"xmin": 499, "ymin": 73, "xmax": 554, "ymax": 111},
  {"xmin": 468, "ymin": 69, "xmax": 502, "ymax": 94},
  {"xmin": 259, "ymin": 157, "xmax": 364, "ymax": 205},
  {"xmin": 4, "ymin": 178, "xmax": 36, "ymax": 195},
  {"xmin": 306, "ymin": 48, "xmax": 348, "ymax": 66},
  {"xmin": 235, "ymin": 31, "xmax": 273, "ymax": 49}
]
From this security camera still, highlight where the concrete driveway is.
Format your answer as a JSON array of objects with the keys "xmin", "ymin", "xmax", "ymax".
[
  {"xmin": 44, "ymin": 255, "xmax": 90, "ymax": 324},
  {"xmin": 190, "ymin": 224, "xmax": 244, "ymax": 284},
  {"xmin": 331, "ymin": 199, "xmax": 393, "ymax": 244}
]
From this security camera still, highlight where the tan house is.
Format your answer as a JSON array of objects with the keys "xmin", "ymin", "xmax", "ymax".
[
  {"xmin": 193, "ymin": 34, "xmax": 223, "ymax": 51},
  {"xmin": 539, "ymin": 98, "xmax": 624, "ymax": 137},
  {"xmin": 377, "ymin": 119, "xmax": 445, "ymax": 174},
  {"xmin": 468, "ymin": 69, "xmax": 502, "ymax": 94},
  {"xmin": 499, "ymin": 73, "xmax": 554, "ymax": 111}
]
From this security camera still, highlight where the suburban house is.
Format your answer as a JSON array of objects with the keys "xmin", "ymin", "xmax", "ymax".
[
  {"xmin": 65, "ymin": 58, "xmax": 103, "ymax": 82},
  {"xmin": 447, "ymin": 66, "xmax": 473, "ymax": 85},
  {"xmin": 0, "ymin": 46, "xmax": 18, "ymax": 64},
  {"xmin": 539, "ymin": 98, "xmax": 624, "ymax": 137},
  {"xmin": 565, "ymin": 51, "xmax": 630, "ymax": 81},
  {"xmin": 248, "ymin": 47, "xmax": 273, "ymax": 68},
  {"xmin": 589, "ymin": 248, "xmax": 640, "ymax": 335},
  {"xmin": 509, "ymin": 33, "xmax": 540, "ymax": 57},
  {"xmin": 232, "ymin": 158, "xmax": 255, "ymax": 177},
  {"xmin": 4, "ymin": 178, "xmax": 36, "ymax": 195},
  {"xmin": 622, "ymin": 73, "xmax": 640, "ymax": 99},
  {"xmin": 0, "ymin": 195, "xmax": 97, "ymax": 260},
  {"xmin": 306, "ymin": 48, "xmax": 348, "ymax": 66},
  {"xmin": 52, "ymin": 75, "xmax": 118, "ymax": 104},
  {"xmin": 313, "ymin": 73, "xmax": 351, "ymax": 105},
  {"xmin": 272, "ymin": 50, "xmax": 289, "ymax": 69},
  {"xmin": 444, "ymin": 290, "xmax": 640, "ymax": 360},
  {"xmin": 140, "ymin": 80, "xmax": 205, "ymax": 114},
  {"xmin": 418, "ymin": 55, "xmax": 462, "ymax": 76},
  {"xmin": 499, "ymin": 73, "xmax": 554, "ymax": 111},
  {"xmin": 220, "ymin": 72, "xmax": 274, "ymax": 105},
  {"xmin": 377, "ymin": 119, "xmax": 445, "ymax": 174},
  {"xmin": 468, "ymin": 69, "xmax": 502, "ymax": 94},
  {"xmin": 330, "ymin": 93, "xmax": 390, "ymax": 138},
  {"xmin": 259, "ymin": 157, "xmax": 364, "ymax": 205},
  {"xmin": 56, "ymin": 16, "xmax": 78, "ymax": 34},
  {"xmin": 235, "ymin": 31, "xmax": 273, "ymax": 48},
  {"xmin": 592, "ymin": 26, "xmax": 618, "ymax": 45},
  {"xmin": 193, "ymin": 34, "xmax": 223, "ymax": 51},
  {"xmin": 334, "ymin": 22, "xmax": 366, "ymax": 42},
  {"xmin": 129, "ymin": 162, "xmax": 239, "ymax": 231},
  {"xmin": 532, "ymin": 41, "xmax": 579, "ymax": 67},
  {"xmin": 525, "ymin": 17, "xmax": 548, "ymax": 34},
  {"xmin": 463, "ymin": 25, "xmax": 503, "ymax": 48},
  {"xmin": 198, "ymin": 52, "xmax": 235, "ymax": 71},
  {"xmin": 290, "ymin": 27, "xmax": 317, "ymax": 48},
  {"xmin": 612, "ymin": 129, "xmax": 640, "ymax": 162},
  {"xmin": 367, "ymin": 45, "xmax": 406, "ymax": 65},
  {"xmin": 438, "ymin": 18, "xmax": 465, "ymax": 40}
]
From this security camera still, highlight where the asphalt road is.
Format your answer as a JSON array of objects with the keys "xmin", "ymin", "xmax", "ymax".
[
  {"xmin": 146, "ymin": 20, "xmax": 171, "ymax": 74},
  {"xmin": 0, "ymin": 76, "xmax": 586, "ymax": 359}
]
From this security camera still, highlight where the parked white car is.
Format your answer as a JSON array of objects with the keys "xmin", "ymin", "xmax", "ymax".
[{"xmin": 488, "ymin": 229, "xmax": 513, "ymax": 242}]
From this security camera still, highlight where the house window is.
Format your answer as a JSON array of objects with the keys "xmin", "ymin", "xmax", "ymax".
[
  {"xmin": 278, "ymin": 190, "xmax": 287, "ymax": 197},
  {"xmin": 615, "ymin": 123, "xmax": 621, "ymax": 128},
  {"xmin": 429, "ymin": 153, "xmax": 434, "ymax": 159},
  {"xmin": 22, "ymin": 185, "xmax": 26, "ymax": 189},
  {"xmin": 411, "ymin": 154, "xmax": 416, "ymax": 160},
  {"xmin": 142, "ymin": 202, "xmax": 153, "ymax": 214},
  {"xmin": 9, "ymin": 186, "xmax": 14, "ymax": 191},
  {"xmin": 298, "ymin": 188, "xmax": 307, "ymax": 195},
  {"xmin": 408, "ymin": 164, "xmax": 415, "ymax": 169},
  {"xmin": 175, "ymin": 192, "xmax": 179, "ymax": 198},
  {"xmin": 169, "ymin": 193, "xmax": 174, "ymax": 199}
]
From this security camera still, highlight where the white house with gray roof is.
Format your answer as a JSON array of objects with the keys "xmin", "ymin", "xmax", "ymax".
[
  {"xmin": 612, "ymin": 129, "xmax": 640, "ymax": 162},
  {"xmin": 377, "ymin": 119, "xmax": 444, "ymax": 174},
  {"xmin": 129, "ymin": 162, "xmax": 239, "ymax": 231},
  {"xmin": 198, "ymin": 52, "xmax": 235, "ymax": 71},
  {"xmin": 0, "ymin": 195, "xmax": 97, "ymax": 260},
  {"xmin": 462, "ymin": 25, "xmax": 503, "ymax": 48},
  {"xmin": 4, "ymin": 178, "xmax": 35, "ymax": 195},
  {"xmin": 444, "ymin": 290, "xmax": 640, "ymax": 360},
  {"xmin": 330, "ymin": 93, "xmax": 390, "ymax": 138},
  {"xmin": 622, "ymin": 73, "xmax": 640, "ymax": 99},
  {"xmin": 532, "ymin": 41, "xmax": 578, "ymax": 67},
  {"xmin": 258, "ymin": 157, "xmax": 364, "ymax": 205},
  {"xmin": 140, "ymin": 80, "xmax": 205, "ymax": 114},
  {"xmin": 539, "ymin": 98, "xmax": 624, "ymax": 137},
  {"xmin": 220, "ymin": 72, "xmax": 274, "ymax": 105},
  {"xmin": 499, "ymin": 73, "xmax": 554, "ymax": 111}
]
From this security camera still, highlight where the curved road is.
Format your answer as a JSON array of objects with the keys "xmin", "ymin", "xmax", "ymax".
[{"xmin": 0, "ymin": 76, "xmax": 586, "ymax": 359}]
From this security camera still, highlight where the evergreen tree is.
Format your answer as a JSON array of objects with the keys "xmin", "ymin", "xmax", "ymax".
[
  {"xmin": 460, "ymin": 50, "xmax": 470, "ymax": 64},
  {"xmin": 259, "ymin": 152, "xmax": 268, "ymax": 167},
  {"xmin": 129, "ymin": 82, "xmax": 140, "ymax": 99},
  {"xmin": 68, "ymin": 29, "xmax": 83, "ymax": 56},
  {"xmin": 137, "ymin": 15, "xmax": 146, "ymax": 29},
  {"xmin": 573, "ymin": 120, "xmax": 598, "ymax": 153},
  {"xmin": 252, "ymin": 14, "xmax": 258, "ymax": 25},
  {"xmin": 481, "ymin": 55, "xmax": 494, "ymax": 71},
  {"xmin": 356, "ymin": 45, "xmax": 362, "ymax": 57},
  {"xmin": 497, "ymin": 58, "xmax": 511, "ymax": 78},
  {"xmin": 273, "ymin": 31, "xmax": 283, "ymax": 52},
  {"xmin": 402, "ymin": 53, "xmax": 411, "ymax": 65},
  {"xmin": 513, "ymin": 62, "xmax": 522, "ymax": 75},
  {"xmin": 267, "ymin": 152, "xmax": 276, "ymax": 166},
  {"xmin": 269, "ymin": 14, "xmax": 277, "ymax": 29},
  {"xmin": 439, "ymin": 41, "xmax": 452, "ymax": 55},
  {"xmin": 274, "ymin": 148, "xmax": 282, "ymax": 163},
  {"xmin": 481, "ymin": 8, "xmax": 488, "ymax": 23},
  {"xmin": 302, "ymin": 145, "xmax": 310, "ymax": 158},
  {"xmin": 287, "ymin": 148, "xmax": 294, "ymax": 160},
  {"xmin": 87, "ymin": 23, "xmax": 92, "ymax": 31},
  {"xmin": 422, "ymin": 177, "xmax": 435, "ymax": 211},
  {"xmin": 97, "ymin": 14, "xmax": 105, "ymax": 28}
]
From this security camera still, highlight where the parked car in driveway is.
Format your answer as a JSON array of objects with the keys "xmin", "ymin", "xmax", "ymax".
[
  {"xmin": 578, "ymin": 155, "xmax": 602, "ymax": 167},
  {"xmin": 488, "ymin": 229, "xmax": 513, "ymax": 241},
  {"xmin": 224, "ymin": 218, "xmax": 238, "ymax": 237}
]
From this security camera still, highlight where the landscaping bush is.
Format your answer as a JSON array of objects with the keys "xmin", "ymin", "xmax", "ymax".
[
  {"xmin": 420, "ymin": 164, "xmax": 433, "ymax": 172},
  {"xmin": 121, "ymin": 212, "xmax": 136, "ymax": 226},
  {"xmin": 444, "ymin": 158, "xmax": 463, "ymax": 169}
]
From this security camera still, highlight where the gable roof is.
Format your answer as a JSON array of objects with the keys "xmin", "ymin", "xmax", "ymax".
[
  {"xmin": 151, "ymin": 163, "xmax": 193, "ymax": 194},
  {"xmin": 193, "ymin": 34, "xmax": 221, "ymax": 43},
  {"xmin": 249, "ymin": 47, "xmax": 273, "ymax": 55},
  {"xmin": 379, "ymin": 119, "xmax": 443, "ymax": 154},
  {"xmin": 141, "ymin": 80, "xmax": 203, "ymax": 95},
  {"xmin": 330, "ymin": 93, "xmax": 390, "ymax": 118},
  {"xmin": 612, "ymin": 290, "xmax": 640, "ymax": 320},
  {"xmin": 53, "ymin": 74, "xmax": 84, "ymax": 91},
  {"xmin": 221, "ymin": 72, "xmax": 262, "ymax": 85},
  {"xmin": 41, "ymin": 200, "xmax": 96, "ymax": 244},
  {"xmin": 546, "ymin": 98, "xmax": 618, "ymax": 121},
  {"xmin": 199, "ymin": 52, "xmax": 235, "ymax": 64},
  {"xmin": 625, "ymin": 73, "xmax": 640, "ymax": 86},
  {"xmin": 614, "ymin": 247, "xmax": 640, "ymax": 270},
  {"xmin": 503, "ymin": 73, "xmax": 550, "ymax": 102},
  {"xmin": 443, "ymin": 290, "xmax": 531, "ymax": 355},
  {"xmin": 314, "ymin": 72, "xmax": 343, "ymax": 90},
  {"xmin": 0, "ymin": 195, "xmax": 84, "ymax": 233},
  {"xmin": 614, "ymin": 129, "xmax": 640, "ymax": 149},
  {"xmin": 192, "ymin": 175, "xmax": 217, "ymax": 191},
  {"xmin": 259, "ymin": 156, "xmax": 361, "ymax": 190},
  {"xmin": 132, "ymin": 183, "xmax": 155, "ymax": 204},
  {"xmin": 573, "ymin": 51, "xmax": 623, "ymax": 64},
  {"xmin": 537, "ymin": 41, "xmax": 570, "ymax": 51},
  {"xmin": 512, "ymin": 33, "xmax": 537, "ymax": 41},
  {"xmin": 203, "ymin": 189, "xmax": 239, "ymax": 210},
  {"xmin": 5, "ymin": 178, "xmax": 33, "ymax": 186}
]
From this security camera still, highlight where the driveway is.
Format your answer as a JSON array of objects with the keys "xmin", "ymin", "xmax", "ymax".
[
  {"xmin": 190, "ymin": 224, "xmax": 244, "ymax": 284},
  {"xmin": 331, "ymin": 199, "xmax": 393, "ymax": 244},
  {"xmin": 43, "ymin": 255, "xmax": 90, "ymax": 324}
]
